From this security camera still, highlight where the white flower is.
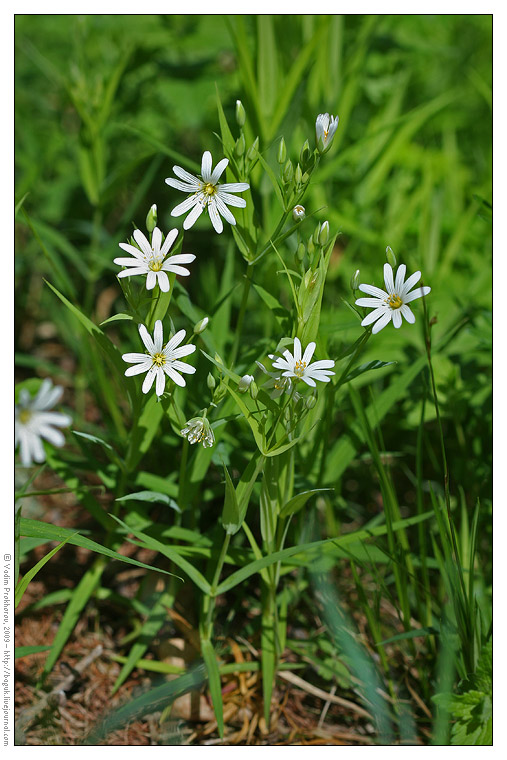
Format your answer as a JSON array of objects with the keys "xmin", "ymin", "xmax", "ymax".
[
  {"xmin": 315, "ymin": 113, "xmax": 339, "ymax": 154},
  {"xmin": 256, "ymin": 361, "xmax": 293, "ymax": 399},
  {"xmin": 114, "ymin": 227, "xmax": 195, "ymax": 293},
  {"xmin": 355, "ymin": 263, "xmax": 431, "ymax": 334},
  {"xmin": 122, "ymin": 320, "xmax": 196, "ymax": 396},
  {"xmin": 165, "ymin": 151, "xmax": 250, "ymax": 234},
  {"xmin": 15, "ymin": 379, "xmax": 71, "ymax": 467},
  {"xmin": 270, "ymin": 338, "xmax": 335, "ymax": 388},
  {"xmin": 181, "ymin": 416, "xmax": 215, "ymax": 448}
]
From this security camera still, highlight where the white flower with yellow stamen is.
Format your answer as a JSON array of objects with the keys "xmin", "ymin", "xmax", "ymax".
[
  {"xmin": 355, "ymin": 263, "xmax": 431, "ymax": 334},
  {"xmin": 114, "ymin": 227, "xmax": 195, "ymax": 293},
  {"xmin": 181, "ymin": 416, "xmax": 215, "ymax": 448},
  {"xmin": 270, "ymin": 338, "xmax": 335, "ymax": 388},
  {"xmin": 165, "ymin": 151, "xmax": 250, "ymax": 234},
  {"xmin": 15, "ymin": 379, "xmax": 71, "ymax": 467},
  {"xmin": 315, "ymin": 113, "xmax": 339, "ymax": 154},
  {"xmin": 122, "ymin": 320, "xmax": 196, "ymax": 396}
]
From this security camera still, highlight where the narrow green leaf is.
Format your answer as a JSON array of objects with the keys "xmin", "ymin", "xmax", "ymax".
[
  {"xmin": 15, "ymin": 534, "xmax": 75, "ymax": 608},
  {"xmin": 100, "ymin": 312, "xmax": 134, "ymax": 326},
  {"xmin": 15, "ymin": 645, "xmax": 51, "ymax": 659},
  {"xmin": 116, "ymin": 491, "xmax": 181, "ymax": 512},
  {"xmin": 344, "ymin": 360, "xmax": 397, "ymax": 384},
  {"xmin": 279, "ymin": 488, "xmax": 333, "ymax": 519},
  {"xmin": 201, "ymin": 639, "xmax": 224, "ymax": 738}
]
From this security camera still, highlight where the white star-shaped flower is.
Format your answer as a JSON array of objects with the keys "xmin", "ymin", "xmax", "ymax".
[
  {"xmin": 114, "ymin": 227, "xmax": 195, "ymax": 293},
  {"xmin": 315, "ymin": 113, "xmax": 339, "ymax": 154},
  {"xmin": 122, "ymin": 320, "xmax": 196, "ymax": 396},
  {"xmin": 165, "ymin": 151, "xmax": 250, "ymax": 234},
  {"xmin": 270, "ymin": 338, "xmax": 335, "ymax": 388},
  {"xmin": 355, "ymin": 263, "xmax": 431, "ymax": 334},
  {"xmin": 15, "ymin": 379, "xmax": 71, "ymax": 467}
]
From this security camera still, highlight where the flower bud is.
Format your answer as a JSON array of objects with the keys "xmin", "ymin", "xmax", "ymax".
[
  {"xmin": 235, "ymin": 99, "xmax": 246, "ymax": 127},
  {"xmin": 292, "ymin": 205, "xmax": 305, "ymax": 222},
  {"xmin": 313, "ymin": 223, "xmax": 321, "ymax": 246},
  {"xmin": 283, "ymin": 159, "xmax": 294, "ymax": 184},
  {"xmin": 277, "ymin": 137, "xmax": 287, "ymax": 165},
  {"xmin": 249, "ymin": 380, "xmax": 258, "ymax": 400},
  {"xmin": 247, "ymin": 137, "xmax": 259, "ymax": 161},
  {"xmin": 214, "ymin": 352, "xmax": 223, "ymax": 366},
  {"xmin": 319, "ymin": 221, "xmax": 330, "ymax": 246},
  {"xmin": 238, "ymin": 374, "xmax": 254, "ymax": 393},
  {"xmin": 306, "ymin": 394, "xmax": 317, "ymax": 410},
  {"xmin": 350, "ymin": 269, "xmax": 360, "ymax": 291},
  {"xmin": 194, "ymin": 316, "xmax": 209, "ymax": 334},
  {"xmin": 386, "ymin": 246, "xmax": 397, "ymax": 268},
  {"xmin": 307, "ymin": 237, "xmax": 315, "ymax": 256},
  {"xmin": 296, "ymin": 242, "xmax": 306, "ymax": 262},
  {"xmin": 146, "ymin": 204, "xmax": 157, "ymax": 233},
  {"xmin": 294, "ymin": 163, "xmax": 303, "ymax": 187},
  {"xmin": 300, "ymin": 139, "xmax": 311, "ymax": 167},
  {"xmin": 235, "ymin": 133, "xmax": 246, "ymax": 157},
  {"xmin": 207, "ymin": 372, "xmax": 216, "ymax": 391}
]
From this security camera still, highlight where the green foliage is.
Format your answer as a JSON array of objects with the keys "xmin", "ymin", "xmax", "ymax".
[{"xmin": 15, "ymin": 13, "xmax": 491, "ymax": 746}]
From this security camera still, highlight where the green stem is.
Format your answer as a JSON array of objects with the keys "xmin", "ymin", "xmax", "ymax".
[
  {"xmin": 229, "ymin": 264, "xmax": 255, "ymax": 368},
  {"xmin": 203, "ymin": 532, "xmax": 231, "ymax": 639}
]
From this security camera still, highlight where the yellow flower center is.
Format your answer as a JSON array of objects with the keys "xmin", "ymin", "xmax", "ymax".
[
  {"xmin": 148, "ymin": 257, "xmax": 163, "ymax": 272},
  {"xmin": 152, "ymin": 353, "xmax": 166, "ymax": 367},
  {"xmin": 386, "ymin": 294, "xmax": 403, "ymax": 310},
  {"xmin": 294, "ymin": 360, "xmax": 307, "ymax": 378},
  {"xmin": 19, "ymin": 409, "xmax": 32, "ymax": 424},
  {"xmin": 203, "ymin": 182, "xmax": 217, "ymax": 197}
]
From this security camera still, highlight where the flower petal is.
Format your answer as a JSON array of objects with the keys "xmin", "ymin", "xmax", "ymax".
[
  {"xmin": 171, "ymin": 194, "xmax": 200, "ymax": 217},
  {"xmin": 117, "ymin": 267, "xmax": 149, "ymax": 278},
  {"xmin": 208, "ymin": 199, "xmax": 224, "ymax": 233},
  {"xmin": 155, "ymin": 369, "xmax": 166, "ymax": 396},
  {"xmin": 219, "ymin": 182, "xmax": 250, "ymax": 192},
  {"xmin": 392, "ymin": 309, "xmax": 403, "ymax": 328},
  {"xmin": 164, "ymin": 365, "xmax": 186, "ymax": 387},
  {"xmin": 165, "ymin": 177, "xmax": 199, "ymax": 192},
  {"xmin": 400, "ymin": 304, "xmax": 416, "ymax": 323},
  {"xmin": 133, "ymin": 229, "xmax": 152, "ymax": 257},
  {"xmin": 153, "ymin": 320, "xmax": 163, "ymax": 352},
  {"xmin": 165, "ymin": 329, "xmax": 186, "ymax": 352},
  {"xmin": 395, "ymin": 264, "xmax": 407, "ymax": 292},
  {"xmin": 142, "ymin": 367, "xmax": 157, "ymax": 394},
  {"xmin": 118, "ymin": 242, "xmax": 144, "ymax": 259},
  {"xmin": 293, "ymin": 337, "xmax": 302, "ymax": 362},
  {"xmin": 160, "ymin": 228, "xmax": 179, "ymax": 257},
  {"xmin": 401, "ymin": 271, "xmax": 422, "ymax": 295},
  {"xmin": 172, "ymin": 165, "xmax": 200, "ymax": 186},
  {"xmin": 171, "ymin": 360, "xmax": 196, "ymax": 374},
  {"xmin": 183, "ymin": 202, "xmax": 204, "ymax": 230},
  {"xmin": 201, "ymin": 151, "xmax": 213, "ymax": 182},
  {"xmin": 361, "ymin": 306, "xmax": 388, "ymax": 327},
  {"xmin": 302, "ymin": 342, "xmax": 316, "ymax": 365},
  {"xmin": 151, "ymin": 227, "xmax": 162, "ymax": 253},
  {"xmin": 125, "ymin": 361, "xmax": 152, "ymax": 376},
  {"xmin": 146, "ymin": 271, "xmax": 157, "ymax": 290},
  {"xmin": 214, "ymin": 196, "xmax": 235, "ymax": 226},
  {"xmin": 123, "ymin": 352, "xmax": 150, "ymax": 364},
  {"xmin": 355, "ymin": 297, "xmax": 384, "ymax": 308},
  {"xmin": 383, "ymin": 263, "xmax": 395, "ymax": 294},
  {"xmin": 403, "ymin": 285, "xmax": 431, "ymax": 303},
  {"xmin": 210, "ymin": 157, "xmax": 229, "ymax": 184},
  {"xmin": 157, "ymin": 271, "xmax": 170, "ymax": 292},
  {"xmin": 371, "ymin": 311, "xmax": 393, "ymax": 334},
  {"xmin": 138, "ymin": 324, "xmax": 155, "ymax": 354},
  {"xmin": 217, "ymin": 190, "xmax": 247, "ymax": 208},
  {"xmin": 359, "ymin": 283, "xmax": 388, "ymax": 299}
]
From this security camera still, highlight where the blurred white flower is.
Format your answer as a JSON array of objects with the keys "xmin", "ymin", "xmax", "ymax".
[
  {"xmin": 165, "ymin": 151, "xmax": 250, "ymax": 234},
  {"xmin": 271, "ymin": 337, "xmax": 335, "ymax": 388},
  {"xmin": 256, "ymin": 361, "xmax": 292, "ymax": 399},
  {"xmin": 114, "ymin": 227, "xmax": 195, "ymax": 293},
  {"xmin": 181, "ymin": 416, "xmax": 215, "ymax": 448},
  {"xmin": 15, "ymin": 379, "xmax": 71, "ymax": 467},
  {"xmin": 315, "ymin": 113, "xmax": 339, "ymax": 154},
  {"xmin": 355, "ymin": 263, "xmax": 431, "ymax": 334},
  {"xmin": 122, "ymin": 320, "xmax": 196, "ymax": 396}
]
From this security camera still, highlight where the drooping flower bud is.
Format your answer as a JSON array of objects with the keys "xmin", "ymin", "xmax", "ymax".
[
  {"xmin": 306, "ymin": 393, "xmax": 317, "ymax": 410},
  {"xmin": 235, "ymin": 99, "xmax": 246, "ymax": 127},
  {"xmin": 146, "ymin": 204, "xmax": 157, "ymax": 233},
  {"xmin": 238, "ymin": 374, "xmax": 254, "ymax": 393},
  {"xmin": 292, "ymin": 205, "xmax": 306, "ymax": 222},
  {"xmin": 249, "ymin": 380, "xmax": 258, "ymax": 400}
]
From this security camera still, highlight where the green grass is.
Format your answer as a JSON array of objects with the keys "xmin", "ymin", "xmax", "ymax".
[{"xmin": 15, "ymin": 14, "xmax": 491, "ymax": 746}]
